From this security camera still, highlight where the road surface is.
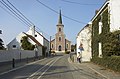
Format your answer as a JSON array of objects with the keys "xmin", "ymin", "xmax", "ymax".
[{"xmin": 0, "ymin": 53, "xmax": 107, "ymax": 79}]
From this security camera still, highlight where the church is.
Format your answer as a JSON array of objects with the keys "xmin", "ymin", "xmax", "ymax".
[{"xmin": 50, "ymin": 10, "xmax": 71, "ymax": 53}]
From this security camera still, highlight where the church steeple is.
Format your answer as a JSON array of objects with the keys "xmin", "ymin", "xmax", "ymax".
[{"xmin": 58, "ymin": 10, "xmax": 62, "ymax": 24}]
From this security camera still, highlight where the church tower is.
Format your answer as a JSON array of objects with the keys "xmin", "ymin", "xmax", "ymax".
[
  {"xmin": 55, "ymin": 10, "xmax": 65, "ymax": 52},
  {"xmin": 50, "ymin": 10, "xmax": 71, "ymax": 53}
]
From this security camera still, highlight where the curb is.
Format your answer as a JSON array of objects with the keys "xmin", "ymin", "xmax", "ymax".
[{"xmin": 0, "ymin": 58, "xmax": 47, "ymax": 76}]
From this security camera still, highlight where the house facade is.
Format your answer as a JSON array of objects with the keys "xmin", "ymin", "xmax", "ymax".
[
  {"xmin": 76, "ymin": 23, "xmax": 92, "ymax": 62},
  {"xmin": 7, "ymin": 26, "xmax": 49, "ymax": 57},
  {"xmin": 50, "ymin": 10, "xmax": 71, "ymax": 53},
  {"xmin": 91, "ymin": 0, "xmax": 120, "ymax": 57}
]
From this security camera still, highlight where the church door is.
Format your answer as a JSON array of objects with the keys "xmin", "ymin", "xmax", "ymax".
[{"xmin": 58, "ymin": 45, "xmax": 62, "ymax": 51}]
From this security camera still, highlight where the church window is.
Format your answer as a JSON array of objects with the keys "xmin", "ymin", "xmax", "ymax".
[
  {"xmin": 59, "ymin": 37, "xmax": 61, "ymax": 41},
  {"xmin": 59, "ymin": 28, "xmax": 61, "ymax": 32}
]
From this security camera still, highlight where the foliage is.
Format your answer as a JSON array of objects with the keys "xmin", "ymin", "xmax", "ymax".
[
  {"xmin": 21, "ymin": 36, "xmax": 35, "ymax": 50},
  {"xmin": 91, "ymin": 57, "xmax": 120, "ymax": 72},
  {"xmin": 65, "ymin": 51, "xmax": 70, "ymax": 54},
  {"xmin": 71, "ymin": 44, "xmax": 76, "ymax": 52},
  {"xmin": 91, "ymin": 14, "xmax": 100, "ymax": 57},
  {"xmin": 0, "ymin": 38, "xmax": 5, "ymax": 50},
  {"xmin": 92, "ymin": 8, "xmax": 110, "ymax": 57},
  {"xmin": 102, "ymin": 31, "xmax": 120, "ymax": 56}
]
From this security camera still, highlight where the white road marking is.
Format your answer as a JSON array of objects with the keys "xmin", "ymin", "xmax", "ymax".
[
  {"xmin": 27, "ymin": 59, "xmax": 54, "ymax": 79},
  {"xmin": 88, "ymin": 66, "xmax": 109, "ymax": 79},
  {"xmin": 0, "ymin": 58, "xmax": 47, "ymax": 76},
  {"xmin": 37, "ymin": 57, "xmax": 61, "ymax": 79},
  {"xmin": 68, "ymin": 56, "xmax": 108, "ymax": 79}
]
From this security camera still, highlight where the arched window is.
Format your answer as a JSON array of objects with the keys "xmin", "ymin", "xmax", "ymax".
[
  {"xmin": 59, "ymin": 37, "xmax": 61, "ymax": 41},
  {"xmin": 59, "ymin": 28, "xmax": 61, "ymax": 32}
]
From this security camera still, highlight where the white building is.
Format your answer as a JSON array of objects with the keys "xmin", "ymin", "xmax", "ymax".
[
  {"xmin": 91, "ymin": 0, "xmax": 120, "ymax": 57},
  {"xmin": 76, "ymin": 23, "xmax": 92, "ymax": 62},
  {"xmin": 7, "ymin": 26, "xmax": 49, "ymax": 56}
]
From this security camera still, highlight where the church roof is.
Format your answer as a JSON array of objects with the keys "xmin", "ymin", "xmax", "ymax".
[{"xmin": 58, "ymin": 10, "xmax": 62, "ymax": 24}]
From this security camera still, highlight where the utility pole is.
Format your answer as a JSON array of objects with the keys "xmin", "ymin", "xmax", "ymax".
[
  {"xmin": 49, "ymin": 36, "xmax": 52, "ymax": 56},
  {"xmin": 0, "ymin": 30, "xmax": 2, "ymax": 34}
]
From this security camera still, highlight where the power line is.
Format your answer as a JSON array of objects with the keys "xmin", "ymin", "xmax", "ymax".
[
  {"xmin": 2, "ymin": 0, "xmax": 33, "ymax": 26},
  {"xmin": 61, "ymin": 0, "xmax": 102, "ymax": 5},
  {"xmin": 0, "ymin": 0, "xmax": 50, "ymax": 38},
  {"xmin": 36, "ymin": 0, "xmax": 87, "ymax": 24},
  {"xmin": 6, "ymin": 0, "xmax": 34, "ymax": 26},
  {"xmin": 0, "ymin": 4, "xmax": 29, "ymax": 27},
  {"xmin": 0, "ymin": 0, "xmax": 30, "ymax": 26}
]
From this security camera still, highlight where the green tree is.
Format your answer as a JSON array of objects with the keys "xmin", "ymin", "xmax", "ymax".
[
  {"xmin": 71, "ymin": 44, "xmax": 76, "ymax": 52},
  {"xmin": 0, "ymin": 38, "xmax": 4, "ymax": 50},
  {"xmin": 21, "ymin": 36, "xmax": 35, "ymax": 50}
]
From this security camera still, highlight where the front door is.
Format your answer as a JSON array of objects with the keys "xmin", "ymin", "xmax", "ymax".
[{"xmin": 58, "ymin": 45, "xmax": 62, "ymax": 51}]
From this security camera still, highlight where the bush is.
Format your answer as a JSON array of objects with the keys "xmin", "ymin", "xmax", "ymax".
[
  {"xmin": 65, "ymin": 51, "xmax": 70, "ymax": 54},
  {"xmin": 91, "ymin": 57, "xmax": 120, "ymax": 72}
]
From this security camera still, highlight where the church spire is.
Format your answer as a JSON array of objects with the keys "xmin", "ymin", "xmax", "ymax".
[{"xmin": 58, "ymin": 10, "xmax": 62, "ymax": 24}]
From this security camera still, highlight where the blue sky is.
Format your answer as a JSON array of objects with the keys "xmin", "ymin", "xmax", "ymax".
[{"xmin": 0, "ymin": 0, "xmax": 105, "ymax": 46}]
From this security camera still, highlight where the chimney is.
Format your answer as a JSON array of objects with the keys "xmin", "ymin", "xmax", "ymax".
[
  {"xmin": 30, "ymin": 25, "xmax": 35, "ymax": 37},
  {"xmin": 95, "ymin": 10, "xmax": 99, "ymax": 15}
]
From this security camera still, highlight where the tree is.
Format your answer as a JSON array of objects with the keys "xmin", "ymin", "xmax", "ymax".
[
  {"xmin": 71, "ymin": 44, "xmax": 76, "ymax": 52},
  {"xmin": 0, "ymin": 38, "xmax": 4, "ymax": 50},
  {"xmin": 21, "ymin": 36, "xmax": 35, "ymax": 50}
]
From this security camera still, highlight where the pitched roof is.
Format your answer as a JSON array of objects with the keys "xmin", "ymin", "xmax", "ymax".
[
  {"xmin": 36, "ymin": 31, "xmax": 49, "ymax": 42},
  {"xmin": 23, "ymin": 32, "xmax": 43, "ymax": 47}
]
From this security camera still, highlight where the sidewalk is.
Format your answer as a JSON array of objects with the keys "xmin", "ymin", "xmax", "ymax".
[
  {"xmin": 0, "ymin": 57, "xmax": 43, "ymax": 75},
  {"xmin": 68, "ymin": 55, "xmax": 120, "ymax": 79}
]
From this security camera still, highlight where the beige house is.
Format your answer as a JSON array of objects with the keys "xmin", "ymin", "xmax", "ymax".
[{"xmin": 50, "ymin": 10, "xmax": 71, "ymax": 53}]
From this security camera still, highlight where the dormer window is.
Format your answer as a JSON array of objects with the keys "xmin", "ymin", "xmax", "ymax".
[{"xmin": 35, "ymin": 35, "xmax": 37, "ymax": 37}]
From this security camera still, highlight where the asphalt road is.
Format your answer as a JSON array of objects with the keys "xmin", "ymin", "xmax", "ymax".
[{"xmin": 0, "ymin": 53, "xmax": 106, "ymax": 79}]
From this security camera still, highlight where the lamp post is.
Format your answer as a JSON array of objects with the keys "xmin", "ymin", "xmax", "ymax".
[{"xmin": 49, "ymin": 36, "xmax": 52, "ymax": 56}]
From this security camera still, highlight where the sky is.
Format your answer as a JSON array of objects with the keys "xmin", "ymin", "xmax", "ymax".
[{"xmin": 0, "ymin": 0, "xmax": 106, "ymax": 46}]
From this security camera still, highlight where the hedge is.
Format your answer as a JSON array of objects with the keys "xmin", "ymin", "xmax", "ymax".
[{"xmin": 91, "ymin": 57, "xmax": 120, "ymax": 72}]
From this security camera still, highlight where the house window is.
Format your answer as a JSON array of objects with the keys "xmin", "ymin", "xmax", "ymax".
[
  {"xmin": 13, "ymin": 45, "xmax": 16, "ymax": 48},
  {"xmin": 21, "ymin": 40, "xmax": 23, "ymax": 43},
  {"xmin": 99, "ymin": 22, "xmax": 102, "ymax": 34},
  {"xmin": 59, "ymin": 37, "xmax": 61, "ymax": 41},
  {"xmin": 59, "ymin": 28, "xmax": 61, "ymax": 32},
  {"xmin": 67, "ymin": 44, "xmax": 69, "ymax": 48},
  {"xmin": 35, "ymin": 35, "xmax": 37, "ymax": 37}
]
